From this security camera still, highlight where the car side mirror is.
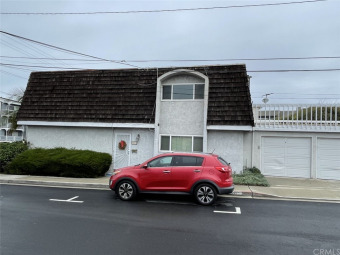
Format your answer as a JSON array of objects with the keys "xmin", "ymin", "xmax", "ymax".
[{"xmin": 142, "ymin": 164, "xmax": 148, "ymax": 169}]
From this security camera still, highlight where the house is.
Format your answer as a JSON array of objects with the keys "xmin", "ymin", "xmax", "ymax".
[
  {"xmin": 0, "ymin": 97, "xmax": 24, "ymax": 142},
  {"xmin": 17, "ymin": 65, "xmax": 254, "ymax": 173}
]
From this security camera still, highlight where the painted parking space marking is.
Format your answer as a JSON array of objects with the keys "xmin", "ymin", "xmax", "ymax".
[
  {"xmin": 214, "ymin": 207, "xmax": 241, "ymax": 214},
  {"xmin": 49, "ymin": 196, "xmax": 84, "ymax": 203}
]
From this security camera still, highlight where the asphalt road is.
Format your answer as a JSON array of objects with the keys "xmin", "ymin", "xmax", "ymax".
[{"xmin": 1, "ymin": 184, "xmax": 339, "ymax": 255}]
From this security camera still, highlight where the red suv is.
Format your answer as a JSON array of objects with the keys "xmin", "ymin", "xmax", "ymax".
[{"xmin": 109, "ymin": 152, "xmax": 234, "ymax": 205}]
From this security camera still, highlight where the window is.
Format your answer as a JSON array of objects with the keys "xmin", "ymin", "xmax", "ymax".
[
  {"xmin": 193, "ymin": 137, "xmax": 203, "ymax": 152},
  {"xmin": 162, "ymin": 84, "xmax": 204, "ymax": 100},
  {"xmin": 148, "ymin": 156, "xmax": 173, "ymax": 167},
  {"xmin": 162, "ymin": 85, "xmax": 171, "ymax": 100},
  {"xmin": 160, "ymin": 135, "xmax": 203, "ymax": 152},
  {"xmin": 218, "ymin": 157, "xmax": 230, "ymax": 166},
  {"xmin": 173, "ymin": 156, "xmax": 204, "ymax": 167}
]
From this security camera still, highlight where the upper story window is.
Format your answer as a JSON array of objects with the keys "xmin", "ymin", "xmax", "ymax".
[{"xmin": 162, "ymin": 84, "xmax": 204, "ymax": 100}]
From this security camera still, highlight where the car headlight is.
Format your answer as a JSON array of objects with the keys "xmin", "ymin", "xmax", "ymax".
[{"xmin": 112, "ymin": 170, "xmax": 121, "ymax": 176}]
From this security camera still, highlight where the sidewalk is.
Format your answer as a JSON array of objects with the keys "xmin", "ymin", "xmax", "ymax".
[{"xmin": 1, "ymin": 174, "xmax": 339, "ymax": 202}]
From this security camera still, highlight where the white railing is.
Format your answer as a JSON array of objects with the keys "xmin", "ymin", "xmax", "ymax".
[
  {"xmin": 0, "ymin": 135, "xmax": 23, "ymax": 142},
  {"xmin": 0, "ymin": 124, "xmax": 24, "ymax": 130},
  {"xmin": 253, "ymin": 104, "xmax": 339, "ymax": 131}
]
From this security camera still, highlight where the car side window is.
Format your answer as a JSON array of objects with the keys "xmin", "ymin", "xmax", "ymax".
[
  {"xmin": 148, "ymin": 156, "xmax": 173, "ymax": 168},
  {"xmin": 173, "ymin": 156, "xmax": 204, "ymax": 167}
]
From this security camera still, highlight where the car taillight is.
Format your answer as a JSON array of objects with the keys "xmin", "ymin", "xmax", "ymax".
[
  {"xmin": 215, "ymin": 166, "xmax": 231, "ymax": 177},
  {"xmin": 215, "ymin": 166, "xmax": 227, "ymax": 172}
]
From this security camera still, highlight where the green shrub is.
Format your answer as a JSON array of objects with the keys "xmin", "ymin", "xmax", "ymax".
[
  {"xmin": 245, "ymin": 166, "xmax": 262, "ymax": 174},
  {"xmin": 0, "ymin": 142, "xmax": 29, "ymax": 172},
  {"xmin": 5, "ymin": 147, "xmax": 112, "ymax": 178},
  {"xmin": 233, "ymin": 167, "xmax": 269, "ymax": 187}
]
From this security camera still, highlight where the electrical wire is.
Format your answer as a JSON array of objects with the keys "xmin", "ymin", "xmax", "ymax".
[
  {"xmin": 1, "ymin": 55, "xmax": 340, "ymax": 62},
  {"xmin": 0, "ymin": 31, "xmax": 140, "ymax": 69},
  {"xmin": 0, "ymin": 0, "xmax": 327, "ymax": 15}
]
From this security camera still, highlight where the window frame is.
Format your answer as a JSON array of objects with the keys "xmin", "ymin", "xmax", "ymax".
[
  {"xmin": 159, "ymin": 134, "xmax": 204, "ymax": 152},
  {"xmin": 162, "ymin": 83, "xmax": 205, "ymax": 101}
]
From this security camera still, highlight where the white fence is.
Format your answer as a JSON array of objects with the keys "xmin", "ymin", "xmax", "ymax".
[
  {"xmin": 0, "ymin": 135, "xmax": 23, "ymax": 142},
  {"xmin": 253, "ymin": 104, "xmax": 339, "ymax": 131}
]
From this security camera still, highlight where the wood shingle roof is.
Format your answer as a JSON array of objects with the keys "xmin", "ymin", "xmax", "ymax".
[{"xmin": 18, "ymin": 65, "xmax": 254, "ymax": 126}]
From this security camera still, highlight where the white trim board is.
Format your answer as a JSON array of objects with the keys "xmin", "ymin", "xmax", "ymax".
[
  {"xmin": 207, "ymin": 125, "xmax": 253, "ymax": 131},
  {"xmin": 18, "ymin": 121, "xmax": 155, "ymax": 129}
]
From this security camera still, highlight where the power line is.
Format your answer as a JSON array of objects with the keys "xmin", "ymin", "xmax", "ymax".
[
  {"xmin": 0, "ymin": 63, "xmax": 82, "ymax": 70},
  {"xmin": 0, "ymin": 31, "xmax": 140, "ymax": 69},
  {"xmin": 0, "ymin": 0, "xmax": 327, "ymax": 15},
  {"xmin": 1, "ymin": 63, "xmax": 340, "ymax": 73},
  {"xmin": 248, "ymin": 69, "xmax": 340, "ymax": 73},
  {"xmin": 1, "ymin": 55, "xmax": 340, "ymax": 62},
  {"xmin": 252, "ymin": 92, "xmax": 340, "ymax": 96}
]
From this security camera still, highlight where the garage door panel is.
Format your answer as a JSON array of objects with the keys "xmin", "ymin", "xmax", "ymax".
[
  {"xmin": 261, "ymin": 137, "xmax": 285, "ymax": 176},
  {"xmin": 317, "ymin": 138, "xmax": 340, "ymax": 180},
  {"xmin": 261, "ymin": 137, "xmax": 311, "ymax": 178}
]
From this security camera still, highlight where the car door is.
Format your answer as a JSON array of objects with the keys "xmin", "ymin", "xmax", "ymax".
[
  {"xmin": 170, "ymin": 156, "xmax": 204, "ymax": 192},
  {"xmin": 139, "ymin": 156, "xmax": 174, "ymax": 191}
]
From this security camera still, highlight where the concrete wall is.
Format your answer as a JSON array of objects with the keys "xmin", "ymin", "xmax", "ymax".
[{"xmin": 207, "ymin": 130, "xmax": 244, "ymax": 173}]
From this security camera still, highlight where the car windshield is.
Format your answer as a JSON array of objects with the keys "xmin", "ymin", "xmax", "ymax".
[{"xmin": 218, "ymin": 157, "xmax": 230, "ymax": 166}]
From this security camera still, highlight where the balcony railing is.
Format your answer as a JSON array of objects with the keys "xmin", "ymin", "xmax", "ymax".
[
  {"xmin": 0, "ymin": 124, "xmax": 24, "ymax": 130},
  {"xmin": 253, "ymin": 104, "xmax": 339, "ymax": 131},
  {"xmin": 0, "ymin": 135, "xmax": 23, "ymax": 142}
]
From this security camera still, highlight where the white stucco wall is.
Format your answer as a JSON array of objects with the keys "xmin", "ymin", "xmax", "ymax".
[
  {"xmin": 159, "ymin": 101, "xmax": 204, "ymax": 135},
  {"xmin": 207, "ymin": 131, "xmax": 244, "ymax": 173},
  {"xmin": 26, "ymin": 126, "xmax": 155, "ymax": 170}
]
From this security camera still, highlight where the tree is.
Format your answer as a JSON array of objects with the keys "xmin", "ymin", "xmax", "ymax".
[{"xmin": 8, "ymin": 88, "xmax": 25, "ymax": 133}]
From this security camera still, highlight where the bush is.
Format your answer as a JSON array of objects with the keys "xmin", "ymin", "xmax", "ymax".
[
  {"xmin": 0, "ymin": 142, "xmax": 29, "ymax": 172},
  {"xmin": 233, "ymin": 167, "xmax": 270, "ymax": 187},
  {"xmin": 245, "ymin": 166, "xmax": 262, "ymax": 174},
  {"xmin": 5, "ymin": 147, "xmax": 112, "ymax": 178}
]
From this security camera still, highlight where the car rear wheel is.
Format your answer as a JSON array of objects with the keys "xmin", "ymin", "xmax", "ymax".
[
  {"xmin": 116, "ymin": 181, "xmax": 137, "ymax": 201},
  {"xmin": 194, "ymin": 184, "xmax": 217, "ymax": 206}
]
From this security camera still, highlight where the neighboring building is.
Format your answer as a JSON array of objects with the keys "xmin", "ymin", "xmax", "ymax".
[
  {"xmin": 17, "ymin": 65, "xmax": 254, "ymax": 173},
  {"xmin": 252, "ymin": 104, "xmax": 340, "ymax": 180},
  {"xmin": 0, "ymin": 97, "xmax": 24, "ymax": 142}
]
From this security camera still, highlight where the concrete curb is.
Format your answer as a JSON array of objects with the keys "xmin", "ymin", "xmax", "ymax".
[{"xmin": 0, "ymin": 179, "xmax": 110, "ymax": 190}]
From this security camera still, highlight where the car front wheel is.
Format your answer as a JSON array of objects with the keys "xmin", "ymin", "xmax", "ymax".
[
  {"xmin": 116, "ymin": 181, "xmax": 137, "ymax": 201},
  {"xmin": 194, "ymin": 184, "xmax": 217, "ymax": 206}
]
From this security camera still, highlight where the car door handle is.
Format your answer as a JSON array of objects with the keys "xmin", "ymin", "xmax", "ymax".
[
  {"xmin": 193, "ymin": 169, "xmax": 201, "ymax": 173},
  {"xmin": 163, "ymin": 170, "xmax": 171, "ymax": 174}
]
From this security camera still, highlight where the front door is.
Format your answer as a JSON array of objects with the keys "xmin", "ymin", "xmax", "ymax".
[{"xmin": 114, "ymin": 133, "xmax": 131, "ymax": 169}]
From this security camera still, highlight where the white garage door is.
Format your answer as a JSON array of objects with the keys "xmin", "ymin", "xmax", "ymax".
[
  {"xmin": 317, "ymin": 138, "xmax": 340, "ymax": 180},
  {"xmin": 261, "ymin": 137, "xmax": 311, "ymax": 178}
]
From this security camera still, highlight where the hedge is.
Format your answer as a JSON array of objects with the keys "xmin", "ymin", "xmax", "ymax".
[
  {"xmin": 0, "ymin": 142, "xmax": 29, "ymax": 172},
  {"xmin": 233, "ymin": 167, "xmax": 270, "ymax": 187},
  {"xmin": 5, "ymin": 147, "xmax": 112, "ymax": 178}
]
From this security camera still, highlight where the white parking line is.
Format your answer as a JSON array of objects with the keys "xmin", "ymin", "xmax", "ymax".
[
  {"xmin": 214, "ymin": 207, "xmax": 241, "ymax": 214},
  {"xmin": 49, "ymin": 196, "xmax": 84, "ymax": 203}
]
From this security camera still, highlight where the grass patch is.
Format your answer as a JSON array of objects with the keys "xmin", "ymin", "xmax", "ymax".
[{"xmin": 233, "ymin": 167, "xmax": 270, "ymax": 187}]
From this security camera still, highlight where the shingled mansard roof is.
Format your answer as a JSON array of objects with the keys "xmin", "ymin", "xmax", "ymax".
[{"xmin": 18, "ymin": 65, "xmax": 254, "ymax": 126}]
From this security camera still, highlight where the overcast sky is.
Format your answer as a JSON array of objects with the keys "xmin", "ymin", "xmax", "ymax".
[{"xmin": 1, "ymin": 0, "xmax": 339, "ymax": 104}]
